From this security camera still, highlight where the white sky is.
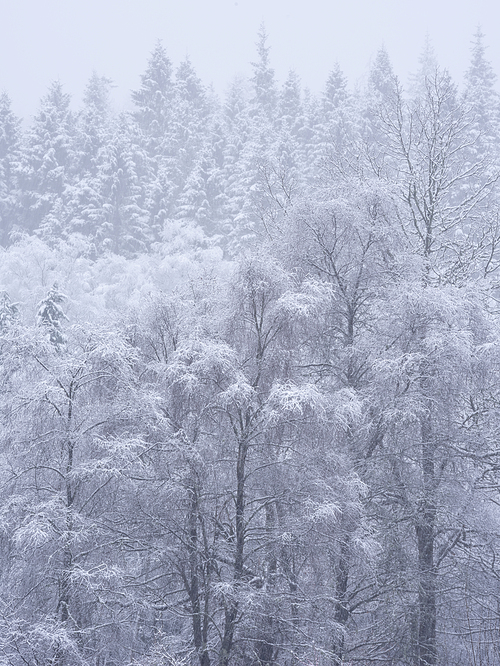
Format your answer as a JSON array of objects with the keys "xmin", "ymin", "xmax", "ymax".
[{"xmin": 1, "ymin": 0, "xmax": 499, "ymax": 119}]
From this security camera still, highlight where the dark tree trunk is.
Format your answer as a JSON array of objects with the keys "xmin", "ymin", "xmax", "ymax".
[
  {"xmin": 219, "ymin": 435, "xmax": 248, "ymax": 666},
  {"xmin": 255, "ymin": 503, "xmax": 278, "ymax": 665},
  {"xmin": 187, "ymin": 483, "xmax": 211, "ymax": 666},
  {"xmin": 416, "ymin": 414, "xmax": 437, "ymax": 666},
  {"xmin": 332, "ymin": 538, "xmax": 350, "ymax": 665}
]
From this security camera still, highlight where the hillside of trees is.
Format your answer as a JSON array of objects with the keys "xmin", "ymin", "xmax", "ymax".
[{"xmin": 2, "ymin": 26, "xmax": 500, "ymax": 666}]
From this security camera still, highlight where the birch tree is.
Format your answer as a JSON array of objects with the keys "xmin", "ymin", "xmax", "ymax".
[{"xmin": 0, "ymin": 323, "xmax": 143, "ymax": 666}]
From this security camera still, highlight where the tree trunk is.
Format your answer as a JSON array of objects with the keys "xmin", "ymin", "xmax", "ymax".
[
  {"xmin": 187, "ymin": 482, "xmax": 211, "ymax": 666},
  {"xmin": 416, "ymin": 414, "xmax": 437, "ymax": 666},
  {"xmin": 219, "ymin": 436, "xmax": 248, "ymax": 666},
  {"xmin": 55, "ymin": 434, "xmax": 75, "ymax": 666},
  {"xmin": 255, "ymin": 502, "xmax": 278, "ymax": 665},
  {"xmin": 332, "ymin": 538, "xmax": 350, "ymax": 666}
]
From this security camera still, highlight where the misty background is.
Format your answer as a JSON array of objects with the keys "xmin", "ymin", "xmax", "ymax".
[{"xmin": 2, "ymin": 0, "xmax": 498, "ymax": 118}]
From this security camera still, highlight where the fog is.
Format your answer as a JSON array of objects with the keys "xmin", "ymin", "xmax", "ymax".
[{"xmin": 2, "ymin": 0, "xmax": 499, "ymax": 118}]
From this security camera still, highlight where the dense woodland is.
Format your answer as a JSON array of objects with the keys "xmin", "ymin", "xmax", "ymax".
[{"xmin": 2, "ymin": 25, "xmax": 500, "ymax": 666}]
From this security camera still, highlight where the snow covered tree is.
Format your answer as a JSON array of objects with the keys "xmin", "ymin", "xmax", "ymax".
[
  {"xmin": 169, "ymin": 56, "xmax": 211, "ymax": 190},
  {"xmin": 0, "ymin": 323, "xmax": 145, "ymax": 666},
  {"xmin": 276, "ymin": 185, "xmax": 402, "ymax": 663},
  {"xmin": 0, "ymin": 92, "xmax": 22, "ymax": 246},
  {"xmin": 19, "ymin": 81, "xmax": 76, "ymax": 242},
  {"xmin": 312, "ymin": 63, "xmax": 358, "ymax": 185},
  {"xmin": 36, "ymin": 282, "xmax": 68, "ymax": 350},
  {"xmin": 463, "ymin": 28, "xmax": 500, "ymax": 165},
  {"xmin": 368, "ymin": 276, "xmax": 500, "ymax": 666},
  {"xmin": 90, "ymin": 115, "xmax": 151, "ymax": 254},
  {"xmin": 250, "ymin": 24, "xmax": 277, "ymax": 122},
  {"xmin": 215, "ymin": 78, "xmax": 256, "ymax": 253},
  {"xmin": 132, "ymin": 41, "xmax": 174, "ymax": 154},
  {"xmin": 277, "ymin": 70, "xmax": 303, "ymax": 136},
  {"xmin": 70, "ymin": 72, "xmax": 115, "ymax": 244},
  {"xmin": 409, "ymin": 35, "xmax": 438, "ymax": 99},
  {"xmin": 361, "ymin": 46, "xmax": 399, "ymax": 159},
  {"xmin": 223, "ymin": 43, "xmax": 295, "ymax": 255},
  {"xmin": 121, "ymin": 258, "xmax": 362, "ymax": 666},
  {"xmin": 76, "ymin": 71, "xmax": 114, "ymax": 174},
  {"xmin": 0, "ymin": 290, "xmax": 18, "ymax": 334},
  {"xmin": 372, "ymin": 64, "xmax": 498, "ymax": 283},
  {"xmin": 274, "ymin": 70, "xmax": 307, "ymax": 194},
  {"xmin": 369, "ymin": 46, "xmax": 398, "ymax": 101},
  {"xmin": 356, "ymin": 65, "xmax": 500, "ymax": 665},
  {"xmin": 175, "ymin": 127, "xmax": 230, "ymax": 238},
  {"xmin": 131, "ymin": 44, "xmax": 206, "ymax": 245}
]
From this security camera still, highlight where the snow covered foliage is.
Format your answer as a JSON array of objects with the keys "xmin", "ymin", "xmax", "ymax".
[
  {"xmin": 36, "ymin": 282, "xmax": 68, "ymax": 349},
  {"xmin": 2, "ymin": 27, "xmax": 500, "ymax": 666},
  {"xmin": 0, "ymin": 291, "xmax": 18, "ymax": 332}
]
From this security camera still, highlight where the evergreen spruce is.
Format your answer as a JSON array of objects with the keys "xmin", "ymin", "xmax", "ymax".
[
  {"xmin": 0, "ymin": 93, "xmax": 22, "ymax": 247},
  {"xmin": 19, "ymin": 81, "xmax": 75, "ymax": 242},
  {"xmin": 0, "ymin": 291, "xmax": 18, "ymax": 332},
  {"xmin": 36, "ymin": 282, "xmax": 68, "ymax": 350}
]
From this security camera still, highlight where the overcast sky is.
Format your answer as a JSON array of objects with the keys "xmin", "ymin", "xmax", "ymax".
[{"xmin": 1, "ymin": 0, "xmax": 499, "ymax": 119}]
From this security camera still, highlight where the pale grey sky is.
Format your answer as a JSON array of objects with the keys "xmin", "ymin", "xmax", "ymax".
[{"xmin": 1, "ymin": 0, "xmax": 498, "ymax": 118}]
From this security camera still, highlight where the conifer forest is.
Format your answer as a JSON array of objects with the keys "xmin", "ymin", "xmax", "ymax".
[{"xmin": 3, "ymin": 26, "xmax": 500, "ymax": 666}]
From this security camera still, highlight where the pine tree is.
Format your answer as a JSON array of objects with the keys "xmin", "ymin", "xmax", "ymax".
[
  {"xmin": 409, "ymin": 35, "xmax": 438, "ymax": 98},
  {"xmin": 357, "ymin": 47, "xmax": 401, "ymax": 173},
  {"xmin": 76, "ymin": 72, "xmax": 114, "ymax": 175},
  {"xmin": 464, "ymin": 28, "xmax": 500, "ymax": 160},
  {"xmin": 250, "ymin": 24, "xmax": 277, "ymax": 121},
  {"xmin": 369, "ymin": 46, "xmax": 397, "ymax": 100},
  {"xmin": 36, "ymin": 282, "xmax": 68, "ymax": 350},
  {"xmin": 19, "ymin": 81, "xmax": 76, "ymax": 242},
  {"xmin": 0, "ymin": 290, "xmax": 18, "ymax": 333},
  {"xmin": 313, "ymin": 63, "xmax": 357, "ymax": 183},
  {"xmin": 70, "ymin": 73, "xmax": 115, "ymax": 243},
  {"xmin": 131, "ymin": 43, "xmax": 181, "ymax": 244},
  {"xmin": 170, "ymin": 57, "xmax": 211, "ymax": 185},
  {"xmin": 0, "ymin": 93, "xmax": 22, "ymax": 247},
  {"xmin": 276, "ymin": 69, "xmax": 308, "ymax": 173},
  {"xmin": 278, "ymin": 70, "xmax": 303, "ymax": 135},
  {"xmin": 299, "ymin": 88, "xmax": 322, "ymax": 182},
  {"xmin": 98, "ymin": 115, "xmax": 151, "ymax": 254},
  {"xmin": 132, "ymin": 41, "xmax": 174, "ymax": 153},
  {"xmin": 175, "ymin": 122, "xmax": 230, "ymax": 239},
  {"xmin": 214, "ymin": 78, "xmax": 253, "ymax": 250}
]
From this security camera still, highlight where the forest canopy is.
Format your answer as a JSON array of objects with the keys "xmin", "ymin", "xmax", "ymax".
[{"xmin": 1, "ymin": 27, "xmax": 500, "ymax": 666}]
